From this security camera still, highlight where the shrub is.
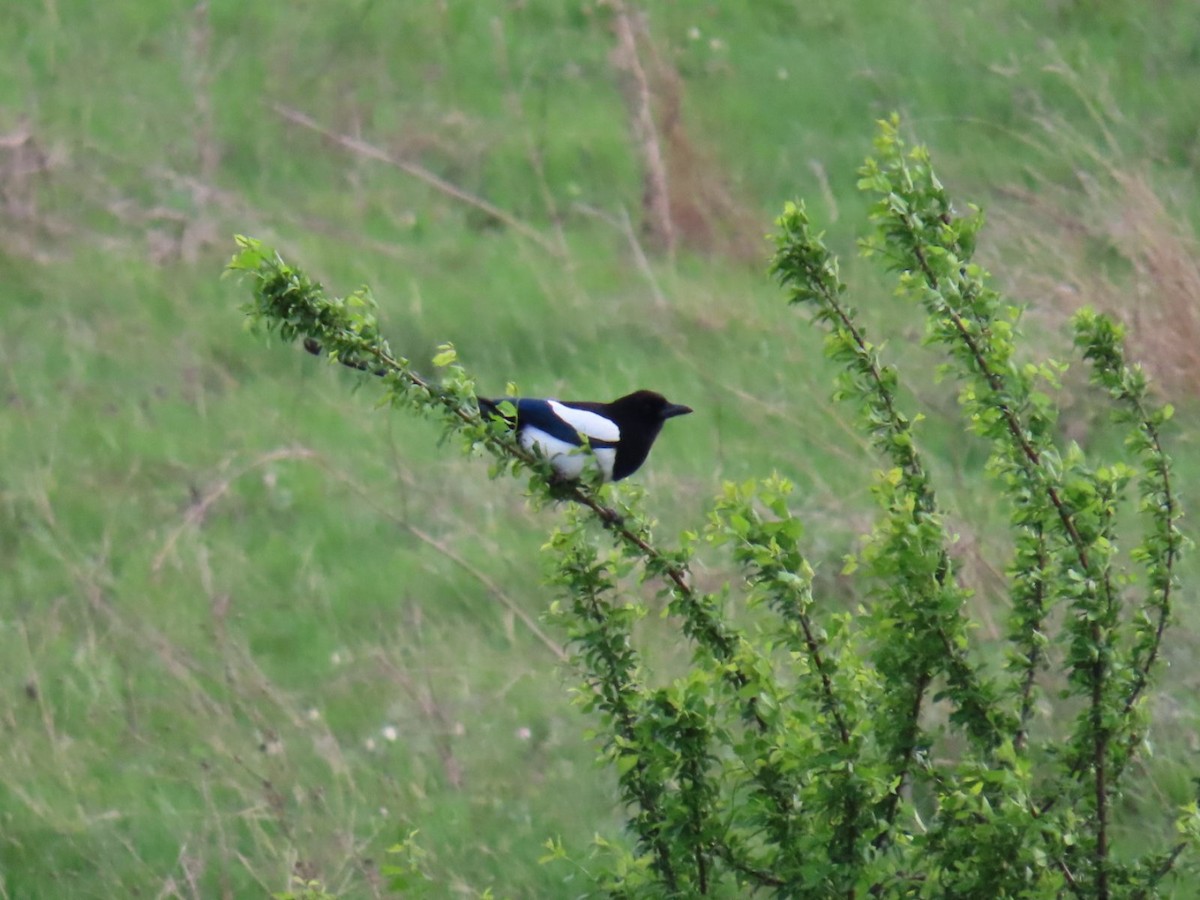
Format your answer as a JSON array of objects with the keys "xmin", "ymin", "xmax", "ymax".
[{"xmin": 232, "ymin": 116, "xmax": 1195, "ymax": 898}]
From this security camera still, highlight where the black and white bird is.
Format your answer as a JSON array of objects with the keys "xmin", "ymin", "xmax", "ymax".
[
  {"xmin": 477, "ymin": 390, "xmax": 693, "ymax": 482},
  {"xmin": 300, "ymin": 340, "xmax": 691, "ymax": 482}
]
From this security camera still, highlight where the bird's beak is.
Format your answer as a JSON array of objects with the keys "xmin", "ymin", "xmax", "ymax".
[{"xmin": 661, "ymin": 403, "xmax": 693, "ymax": 420}]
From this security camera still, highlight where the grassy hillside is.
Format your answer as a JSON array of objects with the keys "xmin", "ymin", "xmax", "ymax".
[{"xmin": 2, "ymin": 1, "xmax": 1199, "ymax": 896}]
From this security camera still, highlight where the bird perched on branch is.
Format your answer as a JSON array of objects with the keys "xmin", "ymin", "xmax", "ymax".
[
  {"xmin": 301, "ymin": 339, "xmax": 692, "ymax": 482},
  {"xmin": 477, "ymin": 391, "xmax": 692, "ymax": 482}
]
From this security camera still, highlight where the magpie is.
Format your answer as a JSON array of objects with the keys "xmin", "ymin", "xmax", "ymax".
[
  {"xmin": 301, "ymin": 339, "xmax": 692, "ymax": 481},
  {"xmin": 477, "ymin": 391, "xmax": 692, "ymax": 482}
]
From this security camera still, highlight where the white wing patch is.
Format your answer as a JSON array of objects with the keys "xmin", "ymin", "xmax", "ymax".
[
  {"xmin": 547, "ymin": 401, "xmax": 621, "ymax": 443},
  {"xmin": 521, "ymin": 426, "xmax": 617, "ymax": 481}
]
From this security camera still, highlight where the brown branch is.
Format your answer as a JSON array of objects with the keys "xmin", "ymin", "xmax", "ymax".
[
  {"xmin": 714, "ymin": 843, "xmax": 786, "ymax": 888},
  {"xmin": 796, "ymin": 612, "xmax": 851, "ymax": 746},
  {"xmin": 1130, "ymin": 839, "xmax": 1190, "ymax": 900},
  {"xmin": 876, "ymin": 673, "xmax": 930, "ymax": 840},
  {"xmin": 1014, "ymin": 529, "xmax": 1049, "ymax": 754},
  {"xmin": 1118, "ymin": 412, "xmax": 1178, "ymax": 726}
]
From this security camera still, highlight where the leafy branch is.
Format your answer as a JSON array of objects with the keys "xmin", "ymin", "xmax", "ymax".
[
  {"xmin": 772, "ymin": 203, "xmax": 1007, "ymax": 844},
  {"xmin": 229, "ymin": 235, "xmax": 676, "ymax": 570},
  {"xmin": 229, "ymin": 236, "xmax": 812, "ymax": 889}
]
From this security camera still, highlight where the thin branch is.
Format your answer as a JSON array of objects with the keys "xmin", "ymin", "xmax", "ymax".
[
  {"xmin": 1116, "ymin": 408, "xmax": 1178, "ymax": 725},
  {"xmin": 795, "ymin": 611, "xmax": 851, "ymax": 746},
  {"xmin": 1130, "ymin": 839, "xmax": 1190, "ymax": 900},
  {"xmin": 572, "ymin": 202, "xmax": 668, "ymax": 309},
  {"xmin": 1014, "ymin": 527, "xmax": 1049, "ymax": 753},
  {"xmin": 875, "ymin": 673, "xmax": 930, "ymax": 839},
  {"xmin": 713, "ymin": 843, "xmax": 786, "ymax": 889}
]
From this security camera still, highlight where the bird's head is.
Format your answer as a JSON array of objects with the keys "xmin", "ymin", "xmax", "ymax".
[{"xmin": 610, "ymin": 390, "xmax": 693, "ymax": 425}]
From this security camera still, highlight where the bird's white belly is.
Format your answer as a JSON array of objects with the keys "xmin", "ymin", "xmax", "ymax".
[{"xmin": 520, "ymin": 427, "xmax": 616, "ymax": 481}]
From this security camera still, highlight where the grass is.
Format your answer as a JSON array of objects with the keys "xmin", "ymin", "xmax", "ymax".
[{"xmin": 2, "ymin": 0, "xmax": 1200, "ymax": 895}]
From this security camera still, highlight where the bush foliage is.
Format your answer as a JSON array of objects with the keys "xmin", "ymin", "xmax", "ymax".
[{"xmin": 234, "ymin": 118, "xmax": 1195, "ymax": 898}]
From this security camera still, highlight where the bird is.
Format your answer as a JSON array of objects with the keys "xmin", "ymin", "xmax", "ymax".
[
  {"xmin": 477, "ymin": 390, "xmax": 693, "ymax": 482},
  {"xmin": 300, "ymin": 339, "xmax": 692, "ymax": 482}
]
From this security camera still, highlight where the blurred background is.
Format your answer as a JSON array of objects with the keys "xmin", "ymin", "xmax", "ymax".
[{"xmin": 2, "ymin": 1, "xmax": 1199, "ymax": 896}]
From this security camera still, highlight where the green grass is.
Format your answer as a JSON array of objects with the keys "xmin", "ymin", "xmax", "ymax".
[{"xmin": 3, "ymin": 0, "xmax": 1200, "ymax": 895}]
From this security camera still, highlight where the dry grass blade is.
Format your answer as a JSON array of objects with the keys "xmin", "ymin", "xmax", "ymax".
[
  {"xmin": 272, "ymin": 103, "xmax": 564, "ymax": 258},
  {"xmin": 151, "ymin": 446, "xmax": 320, "ymax": 574},
  {"xmin": 610, "ymin": 1, "xmax": 675, "ymax": 258}
]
